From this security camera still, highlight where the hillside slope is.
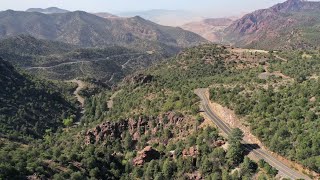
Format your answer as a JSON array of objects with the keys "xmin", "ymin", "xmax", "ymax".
[
  {"xmin": 0, "ymin": 45, "xmax": 275, "ymax": 180},
  {"xmin": 0, "ymin": 58, "xmax": 77, "ymax": 139},
  {"xmin": 1, "ymin": 44, "xmax": 319, "ymax": 179},
  {"xmin": 0, "ymin": 35, "xmax": 164, "ymax": 82},
  {"xmin": 0, "ymin": 10, "xmax": 207, "ymax": 52},
  {"xmin": 108, "ymin": 44, "xmax": 320, "ymax": 175},
  {"xmin": 224, "ymin": 0, "xmax": 320, "ymax": 50}
]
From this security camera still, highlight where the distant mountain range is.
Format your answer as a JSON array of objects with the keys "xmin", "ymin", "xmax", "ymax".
[
  {"xmin": 223, "ymin": 0, "xmax": 320, "ymax": 50},
  {"xmin": 26, "ymin": 7, "xmax": 69, "ymax": 14},
  {"xmin": 117, "ymin": 9, "xmax": 203, "ymax": 26},
  {"xmin": 0, "ymin": 10, "xmax": 207, "ymax": 52},
  {"xmin": 8, "ymin": 0, "xmax": 320, "ymax": 52},
  {"xmin": 94, "ymin": 12, "xmax": 117, "ymax": 18},
  {"xmin": 181, "ymin": 18, "xmax": 233, "ymax": 42}
]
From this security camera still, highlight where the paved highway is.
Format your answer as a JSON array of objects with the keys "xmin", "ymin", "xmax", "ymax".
[{"xmin": 195, "ymin": 88, "xmax": 311, "ymax": 180}]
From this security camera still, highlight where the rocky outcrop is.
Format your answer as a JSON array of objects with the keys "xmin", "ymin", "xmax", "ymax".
[
  {"xmin": 182, "ymin": 146, "xmax": 199, "ymax": 158},
  {"xmin": 85, "ymin": 120, "xmax": 128, "ymax": 145},
  {"xmin": 84, "ymin": 111, "xmax": 187, "ymax": 145},
  {"xmin": 133, "ymin": 146, "xmax": 161, "ymax": 166}
]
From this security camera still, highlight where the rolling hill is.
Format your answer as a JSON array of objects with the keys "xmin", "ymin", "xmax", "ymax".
[{"xmin": 223, "ymin": 0, "xmax": 320, "ymax": 50}]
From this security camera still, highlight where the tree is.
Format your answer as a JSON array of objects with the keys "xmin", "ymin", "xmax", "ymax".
[
  {"xmin": 162, "ymin": 159, "xmax": 176, "ymax": 179},
  {"xmin": 154, "ymin": 172, "xmax": 164, "ymax": 180},
  {"xmin": 229, "ymin": 128, "xmax": 244, "ymax": 144},
  {"xmin": 226, "ymin": 144, "xmax": 243, "ymax": 167},
  {"xmin": 240, "ymin": 157, "xmax": 257, "ymax": 177},
  {"xmin": 89, "ymin": 167, "xmax": 100, "ymax": 178},
  {"xmin": 200, "ymin": 155, "xmax": 212, "ymax": 174},
  {"xmin": 123, "ymin": 132, "xmax": 133, "ymax": 150},
  {"xmin": 70, "ymin": 172, "xmax": 83, "ymax": 180},
  {"xmin": 63, "ymin": 117, "xmax": 74, "ymax": 127},
  {"xmin": 132, "ymin": 167, "xmax": 143, "ymax": 178},
  {"xmin": 227, "ymin": 128, "xmax": 244, "ymax": 167}
]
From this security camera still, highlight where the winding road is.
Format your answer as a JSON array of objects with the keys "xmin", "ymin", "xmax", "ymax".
[
  {"xmin": 66, "ymin": 79, "xmax": 86, "ymax": 107},
  {"xmin": 25, "ymin": 53, "xmax": 145, "ymax": 70},
  {"xmin": 195, "ymin": 88, "xmax": 311, "ymax": 180}
]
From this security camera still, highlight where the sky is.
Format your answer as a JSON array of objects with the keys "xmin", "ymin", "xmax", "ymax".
[{"xmin": 1, "ymin": 0, "xmax": 286, "ymax": 17}]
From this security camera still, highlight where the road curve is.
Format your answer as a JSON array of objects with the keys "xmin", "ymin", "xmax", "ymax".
[
  {"xmin": 66, "ymin": 79, "xmax": 86, "ymax": 107},
  {"xmin": 195, "ymin": 88, "xmax": 311, "ymax": 180}
]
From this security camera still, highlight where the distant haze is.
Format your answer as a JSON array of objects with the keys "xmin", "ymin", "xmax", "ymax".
[{"xmin": 1, "ymin": 0, "xmax": 288, "ymax": 17}]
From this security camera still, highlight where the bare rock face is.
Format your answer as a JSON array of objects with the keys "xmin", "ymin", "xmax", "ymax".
[{"xmin": 133, "ymin": 146, "xmax": 161, "ymax": 166}]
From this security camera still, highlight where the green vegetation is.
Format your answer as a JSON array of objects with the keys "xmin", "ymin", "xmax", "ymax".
[
  {"xmin": 1, "ymin": 43, "xmax": 319, "ymax": 178},
  {"xmin": 0, "ymin": 58, "xmax": 78, "ymax": 140},
  {"xmin": 210, "ymin": 50, "xmax": 320, "ymax": 172},
  {"xmin": 0, "ymin": 35, "xmax": 165, "ymax": 83}
]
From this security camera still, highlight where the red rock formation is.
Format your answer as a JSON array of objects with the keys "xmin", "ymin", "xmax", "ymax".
[
  {"xmin": 133, "ymin": 146, "xmax": 161, "ymax": 166},
  {"xmin": 84, "ymin": 111, "xmax": 187, "ymax": 145},
  {"xmin": 85, "ymin": 120, "xmax": 128, "ymax": 145},
  {"xmin": 182, "ymin": 146, "xmax": 199, "ymax": 158}
]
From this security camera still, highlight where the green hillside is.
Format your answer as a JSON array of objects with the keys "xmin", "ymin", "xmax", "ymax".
[
  {"xmin": 1, "ymin": 42, "xmax": 319, "ymax": 179},
  {"xmin": 0, "ymin": 45, "xmax": 279, "ymax": 179},
  {"xmin": 0, "ymin": 58, "xmax": 77, "ymax": 140}
]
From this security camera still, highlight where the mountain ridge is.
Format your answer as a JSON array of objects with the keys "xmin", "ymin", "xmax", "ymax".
[
  {"xmin": 223, "ymin": 0, "xmax": 320, "ymax": 50},
  {"xmin": 26, "ymin": 7, "xmax": 69, "ymax": 14},
  {"xmin": 0, "ymin": 10, "xmax": 207, "ymax": 51}
]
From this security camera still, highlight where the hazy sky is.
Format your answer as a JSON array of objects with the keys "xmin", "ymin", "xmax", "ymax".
[{"xmin": 1, "ymin": 0, "xmax": 287, "ymax": 16}]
